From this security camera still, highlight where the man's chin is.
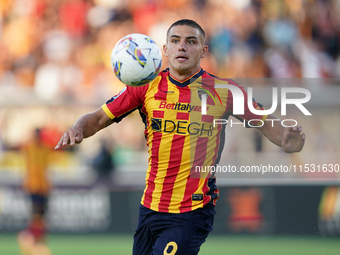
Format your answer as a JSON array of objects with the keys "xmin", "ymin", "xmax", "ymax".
[{"xmin": 172, "ymin": 64, "xmax": 190, "ymax": 73}]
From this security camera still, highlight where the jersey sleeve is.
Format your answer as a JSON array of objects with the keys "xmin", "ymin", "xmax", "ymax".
[
  {"xmin": 101, "ymin": 85, "xmax": 148, "ymax": 123},
  {"xmin": 228, "ymin": 82, "xmax": 268, "ymax": 127}
]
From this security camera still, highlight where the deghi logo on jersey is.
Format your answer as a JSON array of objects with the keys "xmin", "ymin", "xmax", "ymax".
[{"xmin": 151, "ymin": 118, "xmax": 213, "ymax": 136}]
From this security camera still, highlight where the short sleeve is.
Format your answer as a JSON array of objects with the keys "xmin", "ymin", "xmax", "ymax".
[{"xmin": 102, "ymin": 85, "xmax": 148, "ymax": 122}]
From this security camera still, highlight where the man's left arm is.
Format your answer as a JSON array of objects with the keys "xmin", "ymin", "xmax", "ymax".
[{"xmin": 256, "ymin": 114, "xmax": 306, "ymax": 153}]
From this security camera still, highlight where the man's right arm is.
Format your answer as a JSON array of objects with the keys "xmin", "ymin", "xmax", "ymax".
[{"xmin": 54, "ymin": 107, "xmax": 112, "ymax": 150}]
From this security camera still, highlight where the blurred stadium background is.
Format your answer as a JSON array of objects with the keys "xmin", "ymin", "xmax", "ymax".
[{"xmin": 0, "ymin": 0, "xmax": 340, "ymax": 254}]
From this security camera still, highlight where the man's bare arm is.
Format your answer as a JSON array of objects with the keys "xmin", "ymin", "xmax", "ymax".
[
  {"xmin": 54, "ymin": 107, "xmax": 113, "ymax": 150},
  {"xmin": 257, "ymin": 114, "xmax": 306, "ymax": 153}
]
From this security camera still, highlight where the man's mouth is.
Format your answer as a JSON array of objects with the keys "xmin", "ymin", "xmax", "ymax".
[{"xmin": 176, "ymin": 55, "xmax": 188, "ymax": 61}]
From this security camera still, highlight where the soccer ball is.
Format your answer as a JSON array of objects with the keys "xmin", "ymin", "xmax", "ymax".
[{"xmin": 111, "ymin": 33, "xmax": 162, "ymax": 87}]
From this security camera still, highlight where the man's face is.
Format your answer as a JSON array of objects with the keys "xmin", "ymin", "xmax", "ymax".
[{"xmin": 163, "ymin": 25, "xmax": 208, "ymax": 78}]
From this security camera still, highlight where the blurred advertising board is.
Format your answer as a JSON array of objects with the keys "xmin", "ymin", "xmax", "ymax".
[{"xmin": 0, "ymin": 185, "xmax": 337, "ymax": 236}]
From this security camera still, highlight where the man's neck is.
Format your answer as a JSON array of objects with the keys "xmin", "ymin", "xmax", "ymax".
[{"xmin": 169, "ymin": 67, "xmax": 201, "ymax": 81}]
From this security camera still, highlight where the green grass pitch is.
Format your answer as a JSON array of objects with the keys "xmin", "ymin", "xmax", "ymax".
[{"xmin": 0, "ymin": 234, "xmax": 339, "ymax": 255}]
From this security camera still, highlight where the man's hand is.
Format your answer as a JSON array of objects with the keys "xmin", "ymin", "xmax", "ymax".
[
  {"xmin": 54, "ymin": 108, "xmax": 113, "ymax": 150},
  {"xmin": 281, "ymin": 125, "xmax": 306, "ymax": 153},
  {"xmin": 257, "ymin": 114, "xmax": 306, "ymax": 153},
  {"xmin": 54, "ymin": 126, "xmax": 84, "ymax": 150}
]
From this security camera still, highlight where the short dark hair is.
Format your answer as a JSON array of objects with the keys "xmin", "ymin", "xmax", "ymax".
[{"xmin": 167, "ymin": 19, "xmax": 205, "ymax": 40}]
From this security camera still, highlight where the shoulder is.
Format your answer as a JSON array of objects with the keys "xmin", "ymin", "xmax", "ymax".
[
  {"xmin": 121, "ymin": 69, "xmax": 169, "ymax": 101},
  {"xmin": 158, "ymin": 68, "xmax": 170, "ymax": 82},
  {"xmin": 131, "ymin": 69, "xmax": 169, "ymax": 89},
  {"xmin": 144, "ymin": 69, "xmax": 169, "ymax": 89},
  {"xmin": 203, "ymin": 71, "xmax": 239, "ymax": 86}
]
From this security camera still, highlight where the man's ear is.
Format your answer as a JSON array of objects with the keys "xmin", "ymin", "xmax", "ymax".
[
  {"xmin": 163, "ymin": 44, "xmax": 168, "ymax": 57},
  {"xmin": 201, "ymin": 45, "xmax": 208, "ymax": 59}
]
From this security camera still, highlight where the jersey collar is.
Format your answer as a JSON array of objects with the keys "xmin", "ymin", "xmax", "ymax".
[{"xmin": 168, "ymin": 68, "xmax": 204, "ymax": 87}]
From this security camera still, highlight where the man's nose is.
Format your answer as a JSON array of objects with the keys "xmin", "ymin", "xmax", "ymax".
[{"xmin": 178, "ymin": 41, "xmax": 186, "ymax": 51}]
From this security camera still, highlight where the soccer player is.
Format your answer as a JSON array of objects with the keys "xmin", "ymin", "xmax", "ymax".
[
  {"xmin": 55, "ymin": 19, "xmax": 305, "ymax": 255},
  {"xmin": 18, "ymin": 128, "xmax": 52, "ymax": 255}
]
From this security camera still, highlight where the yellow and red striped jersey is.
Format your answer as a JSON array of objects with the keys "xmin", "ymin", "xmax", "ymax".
[
  {"xmin": 102, "ymin": 68, "xmax": 267, "ymax": 213},
  {"xmin": 22, "ymin": 140, "xmax": 51, "ymax": 195}
]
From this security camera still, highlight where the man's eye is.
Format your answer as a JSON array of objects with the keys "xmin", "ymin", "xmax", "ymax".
[
  {"xmin": 188, "ymin": 41, "xmax": 195, "ymax": 44},
  {"xmin": 172, "ymin": 39, "xmax": 178, "ymax": 43}
]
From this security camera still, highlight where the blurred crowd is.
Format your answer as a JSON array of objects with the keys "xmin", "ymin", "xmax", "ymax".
[{"xmin": 1, "ymin": 0, "xmax": 340, "ymax": 102}]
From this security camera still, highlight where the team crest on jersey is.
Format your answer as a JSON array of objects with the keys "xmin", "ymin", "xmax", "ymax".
[
  {"xmin": 197, "ymin": 88, "xmax": 208, "ymax": 101},
  {"xmin": 196, "ymin": 82, "xmax": 222, "ymax": 106}
]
